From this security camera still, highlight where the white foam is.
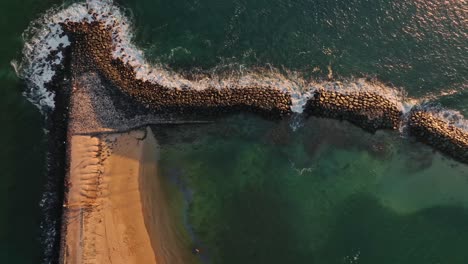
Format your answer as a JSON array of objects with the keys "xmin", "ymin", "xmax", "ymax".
[
  {"xmin": 425, "ymin": 107, "xmax": 468, "ymax": 132},
  {"xmin": 18, "ymin": 3, "xmax": 87, "ymax": 112},
  {"xmin": 306, "ymin": 79, "xmax": 408, "ymax": 112},
  {"xmin": 17, "ymin": 0, "xmax": 126, "ymax": 112}
]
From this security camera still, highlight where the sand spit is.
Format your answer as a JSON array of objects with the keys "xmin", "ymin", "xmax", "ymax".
[{"xmin": 60, "ymin": 127, "xmax": 197, "ymax": 264}]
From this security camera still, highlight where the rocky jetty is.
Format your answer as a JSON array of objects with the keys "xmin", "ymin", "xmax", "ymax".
[
  {"xmin": 408, "ymin": 110, "xmax": 468, "ymax": 164},
  {"xmin": 303, "ymin": 89, "xmax": 402, "ymax": 133},
  {"xmin": 62, "ymin": 21, "xmax": 292, "ymax": 118},
  {"xmin": 55, "ymin": 20, "xmax": 467, "ymax": 164}
]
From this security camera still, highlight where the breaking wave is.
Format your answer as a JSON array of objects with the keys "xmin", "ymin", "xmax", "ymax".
[{"xmin": 424, "ymin": 106, "xmax": 468, "ymax": 132}]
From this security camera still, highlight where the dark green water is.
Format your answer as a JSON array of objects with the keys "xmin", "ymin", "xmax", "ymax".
[
  {"xmin": 2, "ymin": 0, "xmax": 467, "ymax": 263},
  {"xmin": 122, "ymin": 0, "xmax": 467, "ymax": 102},
  {"xmin": 120, "ymin": 0, "xmax": 468, "ymax": 262},
  {"xmin": 1, "ymin": 0, "xmax": 62, "ymax": 262}
]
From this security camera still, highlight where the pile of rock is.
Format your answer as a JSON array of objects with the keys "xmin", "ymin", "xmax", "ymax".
[
  {"xmin": 303, "ymin": 89, "xmax": 402, "ymax": 133},
  {"xmin": 408, "ymin": 110, "xmax": 468, "ymax": 164},
  {"xmin": 61, "ymin": 21, "xmax": 292, "ymax": 118},
  {"xmin": 57, "ymin": 20, "xmax": 467, "ymax": 164}
]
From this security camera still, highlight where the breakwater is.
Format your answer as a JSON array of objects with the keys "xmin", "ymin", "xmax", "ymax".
[
  {"xmin": 18, "ymin": 1, "xmax": 467, "ymax": 164},
  {"xmin": 303, "ymin": 89, "xmax": 402, "ymax": 133},
  {"xmin": 408, "ymin": 110, "xmax": 468, "ymax": 164},
  {"xmin": 60, "ymin": 19, "xmax": 466, "ymax": 163}
]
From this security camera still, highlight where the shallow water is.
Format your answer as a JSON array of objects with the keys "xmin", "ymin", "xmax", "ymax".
[
  {"xmin": 2, "ymin": 0, "xmax": 467, "ymax": 263},
  {"xmin": 157, "ymin": 115, "xmax": 468, "ymax": 263}
]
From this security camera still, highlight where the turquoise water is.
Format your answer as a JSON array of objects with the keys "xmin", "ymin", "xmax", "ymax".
[
  {"xmin": 157, "ymin": 115, "xmax": 468, "ymax": 263},
  {"xmin": 1, "ymin": 0, "xmax": 467, "ymax": 263}
]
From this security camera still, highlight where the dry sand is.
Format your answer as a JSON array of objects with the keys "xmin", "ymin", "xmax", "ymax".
[{"xmin": 61, "ymin": 127, "xmax": 198, "ymax": 264}]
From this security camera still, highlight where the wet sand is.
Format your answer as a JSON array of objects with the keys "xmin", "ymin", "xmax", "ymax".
[{"xmin": 60, "ymin": 127, "xmax": 197, "ymax": 263}]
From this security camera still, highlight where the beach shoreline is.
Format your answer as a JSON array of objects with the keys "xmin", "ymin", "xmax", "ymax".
[{"xmin": 60, "ymin": 127, "xmax": 197, "ymax": 263}]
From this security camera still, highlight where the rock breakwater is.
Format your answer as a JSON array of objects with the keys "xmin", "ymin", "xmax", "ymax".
[
  {"xmin": 59, "ymin": 20, "xmax": 467, "ymax": 163},
  {"xmin": 14, "ymin": 0, "xmax": 466, "ymax": 167},
  {"xmin": 408, "ymin": 110, "xmax": 468, "ymax": 164},
  {"xmin": 304, "ymin": 89, "xmax": 402, "ymax": 133},
  {"xmin": 62, "ymin": 21, "xmax": 292, "ymax": 118}
]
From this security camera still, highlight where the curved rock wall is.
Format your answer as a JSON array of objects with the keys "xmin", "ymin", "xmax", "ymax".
[{"xmin": 59, "ymin": 21, "xmax": 467, "ymax": 164}]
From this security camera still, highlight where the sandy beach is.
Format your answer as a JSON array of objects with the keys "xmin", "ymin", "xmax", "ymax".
[{"xmin": 60, "ymin": 127, "xmax": 197, "ymax": 264}]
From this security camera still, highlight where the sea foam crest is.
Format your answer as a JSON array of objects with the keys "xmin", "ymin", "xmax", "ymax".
[
  {"xmin": 19, "ymin": 3, "xmax": 85, "ymax": 112},
  {"xmin": 18, "ymin": 0, "xmax": 126, "ymax": 112}
]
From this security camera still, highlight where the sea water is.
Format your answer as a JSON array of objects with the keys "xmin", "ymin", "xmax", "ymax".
[
  {"xmin": 157, "ymin": 115, "xmax": 468, "ymax": 263},
  {"xmin": 120, "ymin": 0, "xmax": 468, "ymax": 263},
  {"xmin": 3, "ymin": 0, "xmax": 467, "ymax": 263}
]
